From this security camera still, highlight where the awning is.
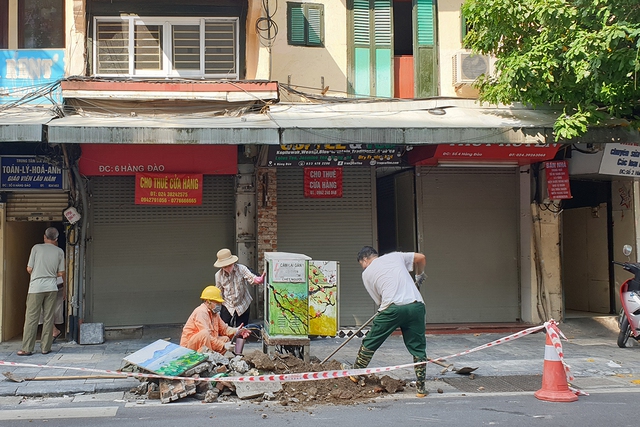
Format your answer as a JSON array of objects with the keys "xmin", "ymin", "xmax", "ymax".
[
  {"xmin": 46, "ymin": 100, "xmax": 640, "ymax": 146},
  {"xmin": 0, "ymin": 110, "xmax": 56, "ymax": 142},
  {"xmin": 47, "ymin": 114, "xmax": 280, "ymax": 145}
]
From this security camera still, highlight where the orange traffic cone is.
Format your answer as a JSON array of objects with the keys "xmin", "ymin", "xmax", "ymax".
[{"xmin": 534, "ymin": 328, "xmax": 578, "ymax": 402}]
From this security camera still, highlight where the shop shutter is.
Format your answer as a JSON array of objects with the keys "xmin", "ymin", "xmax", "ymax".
[
  {"xmin": 6, "ymin": 191, "xmax": 68, "ymax": 221},
  {"xmin": 416, "ymin": 167, "xmax": 519, "ymax": 322},
  {"xmin": 277, "ymin": 168, "xmax": 376, "ymax": 327},
  {"xmin": 86, "ymin": 175, "xmax": 235, "ymax": 326}
]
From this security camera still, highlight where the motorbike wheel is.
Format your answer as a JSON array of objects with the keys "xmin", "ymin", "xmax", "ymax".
[{"xmin": 617, "ymin": 317, "xmax": 632, "ymax": 348}]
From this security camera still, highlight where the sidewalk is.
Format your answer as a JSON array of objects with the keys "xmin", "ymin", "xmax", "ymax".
[{"xmin": 1, "ymin": 316, "xmax": 639, "ymax": 398}]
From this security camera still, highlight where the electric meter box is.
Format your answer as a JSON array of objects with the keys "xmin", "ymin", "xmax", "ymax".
[{"xmin": 263, "ymin": 252, "xmax": 339, "ymax": 337}]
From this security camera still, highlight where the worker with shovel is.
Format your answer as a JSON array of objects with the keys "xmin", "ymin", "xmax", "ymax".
[
  {"xmin": 180, "ymin": 286, "xmax": 250, "ymax": 354},
  {"xmin": 350, "ymin": 246, "xmax": 429, "ymax": 397}
]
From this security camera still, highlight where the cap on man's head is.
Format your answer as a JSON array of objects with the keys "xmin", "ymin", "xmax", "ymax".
[
  {"xmin": 357, "ymin": 246, "xmax": 378, "ymax": 262},
  {"xmin": 45, "ymin": 227, "xmax": 59, "ymax": 241},
  {"xmin": 214, "ymin": 248, "xmax": 239, "ymax": 268}
]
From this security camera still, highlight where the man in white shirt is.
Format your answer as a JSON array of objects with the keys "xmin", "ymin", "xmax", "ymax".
[
  {"xmin": 351, "ymin": 246, "xmax": 428, "ymax": 397},
  {"xmin": 18, "ymin": 227, "xmax": 65, "ymax": 356}
]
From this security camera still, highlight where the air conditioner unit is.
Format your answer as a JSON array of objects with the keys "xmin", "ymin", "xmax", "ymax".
[{"xmin": 452, "ymin": 51, "xmax": 494, "ymax": 85}]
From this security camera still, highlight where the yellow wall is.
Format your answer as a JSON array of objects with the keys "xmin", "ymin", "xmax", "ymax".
[
  {"xmin": 438, "ymin": 0, "xmax": 480, "ymax": 98},
  {"xmin": 250, "ymin": 0, "xmax": 348, "ymax": 95},
  {"xmin": 65, "ymin": 0, "xmax": 86, "ymax": 76},
  {"xmin": 2, "ymin": 222, "xmax": 43, "ymax": 342}
]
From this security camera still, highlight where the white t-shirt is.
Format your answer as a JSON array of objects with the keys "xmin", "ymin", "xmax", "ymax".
[
  {"xmin": 27, "ymin": 243, "xmax": 65, "ymax": 294},
  {"xmin": 361, "ymin": 252, "xmax": 424, "ymax": 311}
]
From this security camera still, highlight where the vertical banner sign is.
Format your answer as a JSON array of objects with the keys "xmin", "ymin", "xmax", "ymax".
[
  {"xmin": 135, "ymin": 173, "xmax": 203, "ymax": 205},
  {"xmin": 303, "ymin": 167, "xmax": 343, "ymax": 198},
  {"xmin": 545, "ymin": 160, "xmax": 572, "ymax": 200}
]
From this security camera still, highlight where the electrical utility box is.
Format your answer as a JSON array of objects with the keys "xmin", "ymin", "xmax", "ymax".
[{"xmin": 263, "ymin": 252, "xmax": 339, "ymax": 337}]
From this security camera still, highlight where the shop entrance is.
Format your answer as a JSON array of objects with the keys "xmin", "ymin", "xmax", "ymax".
[
  {"xmin": 562, "ymin": 180, "xmax": 613, "ymax": 316},
  {"xmin": 1, "ymin": 221, "xmax": 65, "ymax": 342}
]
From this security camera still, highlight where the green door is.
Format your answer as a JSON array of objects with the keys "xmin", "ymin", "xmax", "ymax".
[
  {"xmin": 350, "ymin": 0, "xmax": 393, "ymax": 98},
  {"xmin": 414, "ymin": 0, "xmax": 437, "ymax": 97}
]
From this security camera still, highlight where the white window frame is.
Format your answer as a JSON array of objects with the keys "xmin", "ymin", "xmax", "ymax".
[{"xmin": 93, "ymin": 16, "xmax": 239, "ymax": 79}]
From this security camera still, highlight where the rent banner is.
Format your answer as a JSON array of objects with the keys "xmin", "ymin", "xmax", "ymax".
[
  {"xmin": 303, "ymin": 167, "xmax": 343, "ymax": 198},
  {"xmin": 544, "ymin": 160, "xmax": 572, "ymax": 200},
  {"xmin": 135, "ymin": 173, "xmax": 203, "ymax": 205}
]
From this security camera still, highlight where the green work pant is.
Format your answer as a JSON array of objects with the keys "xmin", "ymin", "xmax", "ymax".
[
  {"xmin": 362, "ymin": 301, "xmax": 426, "ymax": 359},
  {"xmin": 22, "ymin": 291, "xmax": 57, "ymax": 353}
]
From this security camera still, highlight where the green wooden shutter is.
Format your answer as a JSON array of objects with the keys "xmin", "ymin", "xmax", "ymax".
[
  {"xmin": 288, "ymin": 3, "xmax": 306, "ymax": 45},
  {"xmin": 307, "ymin": 5, "xmax": 323, "ymax": 46},
  {"xmin": 414, "ymin": 0, "xmax": 437, "ymax": 97},
  {"xmin": 374, "ymin": 0, "xmax": 392, "ymax": 98},
  {"xmin": 353, "ymin": 0, "xmax": 371, "ymax": 96},
  {"xmin": 288, "ymin": 3, "xmax": 323, "ymax": 46},
  {"xmin": 350, "ymin": 0, "xmax": 392, "ymax": 98}
]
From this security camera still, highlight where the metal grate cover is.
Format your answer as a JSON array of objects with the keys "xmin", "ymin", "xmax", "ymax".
[{"xmin": 443, "ymin": 375, "xmax": 542, "ymax": 393}]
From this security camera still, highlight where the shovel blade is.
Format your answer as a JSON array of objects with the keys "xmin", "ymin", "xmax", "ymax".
[{"xmin": 454, "ymin": 367, "xmax": 478, "ymax": 375}]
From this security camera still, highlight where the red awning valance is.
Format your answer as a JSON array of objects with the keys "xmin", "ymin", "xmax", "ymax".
[{"xmin": 408, "ymin": 144, "xmax": 561, "ymax": 166}]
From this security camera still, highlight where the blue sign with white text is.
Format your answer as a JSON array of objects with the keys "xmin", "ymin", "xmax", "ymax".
[
  {"xmin": 0, "ymin": 49, "xmax": 65, "ymax": 105},
  {"xmin": 1, "ymin": 156, "xmax": 63, "ymax": 189}
]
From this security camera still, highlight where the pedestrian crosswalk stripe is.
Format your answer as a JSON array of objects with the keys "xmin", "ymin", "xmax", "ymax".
[{"xmin": 0, "ymin": 406, "xmax": 118, "ymax": 420}]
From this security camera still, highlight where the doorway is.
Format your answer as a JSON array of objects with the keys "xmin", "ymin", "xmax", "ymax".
[
  {"xmin": 562, "ymin": 180, "xmax": 613, "ymax": 316},
  {"xmin": 393, "ymin": 0, "xmax": 414, "ymax": 98},
  {"xmin": 1, "ymin": 221, "xmax": 65, "ymax": 342}
]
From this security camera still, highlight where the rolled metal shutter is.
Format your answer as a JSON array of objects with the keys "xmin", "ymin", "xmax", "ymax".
[
  {"xmin": 277, "ymin": 168, "xmax": 376, "ymax": 327},
  {"xmin": 87, "ymin": 175, "xmax": 235, "ymax": 326},
  {"xmin": 6, "ymin": 192, "xmax": 68, "ymax": 221},
  {"xmin": 417, "ymin": 167, "xmax": 519, "ymax": 323}
]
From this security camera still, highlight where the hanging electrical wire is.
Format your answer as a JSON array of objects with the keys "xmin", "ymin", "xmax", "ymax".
[{"xmin": 256, "ymin": 0, "xmax": 279, "ymax": 48}]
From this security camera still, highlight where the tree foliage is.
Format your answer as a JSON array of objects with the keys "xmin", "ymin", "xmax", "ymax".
[{"xmin": 461, "ymin": 0, "xmax": 640, "ymax": 140}]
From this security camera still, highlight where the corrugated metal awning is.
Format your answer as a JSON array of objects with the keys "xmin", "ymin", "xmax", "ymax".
[
  {"xmin": 0, "ymin": 110, "xmax": 55, "ymax": 142},
  {"xmin": 46, "ymin": 100, "xmax": 640, "ymax": 145}
]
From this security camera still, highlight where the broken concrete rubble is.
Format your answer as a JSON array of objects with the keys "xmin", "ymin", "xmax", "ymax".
[{"xmin": 124, "ymin": 343, "xmax": 408, "ymax": 407}]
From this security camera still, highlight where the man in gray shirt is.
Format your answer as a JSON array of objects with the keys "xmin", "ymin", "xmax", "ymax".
[{"xmin": 18, "ymin": 227, "xmax": 65, "ymax": 356}]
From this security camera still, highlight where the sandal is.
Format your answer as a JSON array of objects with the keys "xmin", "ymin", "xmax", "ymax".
[
  {"xmin": 52, "ymin": 332, "xmax": 61, "ymax": 343},
  {"xmin": 17, "ymin": 350, "xmax": 33, "ymax": 356}
]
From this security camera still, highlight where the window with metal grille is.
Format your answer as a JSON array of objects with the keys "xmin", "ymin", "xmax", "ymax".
[
  {"xmin": 94, "ymin": 17, "xmax": 238, "ymax": 78},
  {"xmin": 287, "ymin": 2, "xmax": 324, "ymax": 47}
]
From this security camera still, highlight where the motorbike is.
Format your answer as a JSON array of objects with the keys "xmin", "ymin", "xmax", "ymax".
[{"xmin": 613, "ymin": 245, "xmax": 640, "ymax": 348}]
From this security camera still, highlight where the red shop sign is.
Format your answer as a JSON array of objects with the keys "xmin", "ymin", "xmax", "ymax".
[
  {"xmin": 408, "ymin": 144, "xmax": 561, "ymax": 166},
  {"xmin": 304, "ymin": 167, "xmax": 343, "ymax": 198},
  {"xmin": 135, "ymin": 173, "xmax": 203, "ymax": 206},
  {"xmin": 79, "ymin": 144, "xmax": 237, "ymax": 176},
  {"xmin": 544, "ymin": 160, "xmax": 572, "ymax": 200}
]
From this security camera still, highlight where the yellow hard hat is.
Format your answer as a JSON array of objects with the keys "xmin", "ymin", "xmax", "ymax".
[{"xmin": 200, "ymin": 285, "xmax": 224, "ymax": 302}]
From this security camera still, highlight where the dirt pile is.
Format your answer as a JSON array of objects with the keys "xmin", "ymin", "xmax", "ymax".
[
  {"xmin": 243, "ymin": 350, "xmax": 406, "ymax": 406},
  {"xmin": 126, "ymin": 349, "xmax": 407, "ymax": 407}
]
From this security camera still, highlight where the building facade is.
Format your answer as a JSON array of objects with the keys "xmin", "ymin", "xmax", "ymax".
[{"xmin": 1, "ymin": 0, "xmax": 639, "ymax": 342}]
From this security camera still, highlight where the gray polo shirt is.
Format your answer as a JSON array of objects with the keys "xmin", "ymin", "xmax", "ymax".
[{"xmin": 27, "ymin": 243, "xmax": 65, "ymax": 294}]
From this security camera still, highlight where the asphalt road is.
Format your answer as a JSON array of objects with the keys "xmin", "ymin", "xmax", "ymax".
[{"xmin": 1, "ymin": 388, "xmax": 639, "ymax": 427}]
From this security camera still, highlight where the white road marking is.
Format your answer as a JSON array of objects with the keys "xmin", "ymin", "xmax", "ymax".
[{"xmin": 0, "ymin": 406, "xmax": 118, "ymax": 420}]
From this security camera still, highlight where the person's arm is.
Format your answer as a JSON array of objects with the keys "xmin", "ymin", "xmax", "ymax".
[
  {"xmin": 239, "ymin": 264, "xmax": 265, "ymax": 285},
  {"xmin": 27, "ymin": 266, "xmax": 33, "ymax": 274},
  {"xmin": 413, "ymin": 253, "xmax": 426, "ymax": 275}
]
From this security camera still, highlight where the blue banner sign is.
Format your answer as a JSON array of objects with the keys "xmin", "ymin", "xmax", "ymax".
[
  {"xmin": 1, "ymin": 156, "xmax": 64, "ymax": 189},
  {"xmin": 0, "ymin": 49, "xmax": 65, "ymax": 105}
]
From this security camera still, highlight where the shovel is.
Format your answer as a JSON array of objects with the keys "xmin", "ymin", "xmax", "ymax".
[
  {"xmin": 321, "ymin": 312, "xmax": 379, "ymax": 364},
  {"xmin": 427, "ymin": 359, "xmax": 478, "ymax": 375}
]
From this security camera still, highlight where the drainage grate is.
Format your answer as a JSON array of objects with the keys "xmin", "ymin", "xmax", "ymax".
[{"xmin": 442, "ymin": 375, "xmax": 542, "ymax": 393}]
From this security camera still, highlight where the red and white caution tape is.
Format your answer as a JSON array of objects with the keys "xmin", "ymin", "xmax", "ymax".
[
  {"xmin": 0, "ymin": 319, "xmax": 586, "ymax": 395},
  {"xmin": 544, "ymin": 320, "xmax": 588, "ymax": 396}
]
